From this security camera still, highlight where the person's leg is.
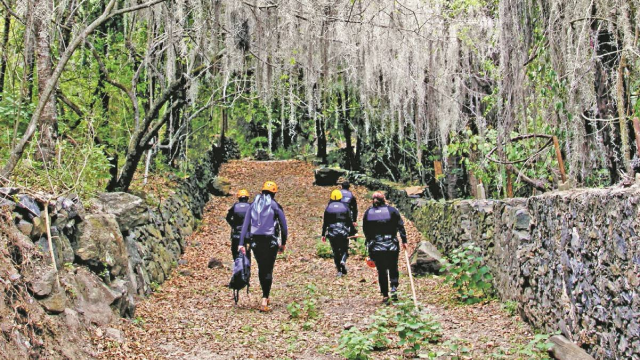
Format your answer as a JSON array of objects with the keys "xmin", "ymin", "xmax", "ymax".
[
  {"xmin": 231, "ymin": 234, "xmax": 239, "ymax": 260},
  {"xmin": 389, "ymin": 251, "xmax": 400, "ymax": 299},
  {"xmin": 338, "ymin": 237, "xmax": 349, "ymax": 274},
  {"xmin": 329, "ymin": 237, "xmax": 342, "ymax": 273},
  {"xmin": 254, "ymin": 237, "xmax": 279, "ymax": 299},
  {"xmin": 373, "ymin": 251, "xmax": 390, "ymax": 298}
]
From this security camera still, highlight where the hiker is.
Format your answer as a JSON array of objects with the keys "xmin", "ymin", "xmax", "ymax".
[
  {"xmin": 362, "ymin": 191, "xmax": 407, "ymax": 304},
  {"xmin": 226, "ymin": 189, "xmax": 251, "ymax": 260},
  {"xmin": 322, "ymin": 189, "xmax": 356, "ymax": 277},
  {"xmin": 340, "ymin": 181, "xmax": 358, "ymax": 228},
  {"xmin": 239, "ymin": 181, "xmax": 288, "ymax": 312}
]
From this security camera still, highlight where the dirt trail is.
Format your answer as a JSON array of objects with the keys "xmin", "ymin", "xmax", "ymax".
[{"xmin": 96, "ymin": 160, "xmax": 537, "ymax": 359}]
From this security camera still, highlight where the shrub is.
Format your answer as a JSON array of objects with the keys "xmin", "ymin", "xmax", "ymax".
[
  {"xmin": 316, "ymin": 240, "xmax": 333, "ymax": 259},
  {"xmin": 441, "ymin": 243, "xmax": 494, "ymax": 304}
]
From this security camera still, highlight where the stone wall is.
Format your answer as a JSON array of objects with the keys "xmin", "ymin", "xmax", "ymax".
[
  {"xmin": 413, "ymin": 190, "xmax": 639, "ymax": 359},
  {"xmin": 347, "ymin": 170, "xmax": 639, "ymax": 359},
  {"xmin": 0, "ymin": 145, "xmax": 225, "ymax": 358}
]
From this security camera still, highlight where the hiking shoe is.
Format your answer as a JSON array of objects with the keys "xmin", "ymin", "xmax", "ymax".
[
  {"xmin": 382, "ymin": 296, "xmax": 390, "ymax": 305},
  {"xmin": 337, "ymin": 272, "xmax": 343, "ymax": 278},
  {"xmin": 341, "ymin": 263, "xmax": 348, "ymax": 275},
  {"xmin": 391, "ymin": 287, "xmax": 398, "ymax": 301}
]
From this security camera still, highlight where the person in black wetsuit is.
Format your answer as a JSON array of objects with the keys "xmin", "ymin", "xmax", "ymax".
[
  {"xmin": 226, "ymin": 189, "xmax": 251, "ymax": 260},
  {"xmin": 322, "ymin": 189, "xmax": 356, "ymax": 277},
  {"xmin": 239, "ymin": 181, "xmax": 288, "ymax": 312},
  {"xmin": 340, "ymin": 181, "xmax": 358, "ymax": 229},
  {"xmin": 362, "ymin": 191, "xmax": 408, "ymax": 304}
]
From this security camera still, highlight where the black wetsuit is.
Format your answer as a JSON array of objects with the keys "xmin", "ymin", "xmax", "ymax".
[
  {"xmin": 226, "ymin": 200, "xmax": 250, "ymax": 260},
  {"xmin": 239, "ymin": 194, "xmax": 288, "ymax": 298},
  {"xmin": 362, "ymin": 204, "xmax": 407, "ymax": 298},
  {"xmin": 322, "ymin": 200, "xmax": 355, "ymax": 274}
]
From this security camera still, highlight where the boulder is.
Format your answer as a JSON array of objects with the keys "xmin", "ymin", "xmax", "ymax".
[
  {"xmin": 39, "ymin": 291, "xmax": 66, "ymax": 314},
  {"xmin": 405, "ymin": 186, "xmax": 426, "ymax": 197},
  {"xmin": 314, "ymin": 168, "xmax": 347, "ymax": 186},
  {"xmin": 29, "ymin": 268, "xmax": 57, "ymax": 297},
  {"xmin": 67, "ymin": 268, "xmax": 119, "ymax": 326},
  {"xmin": 16, "ymin": 220, "xmax": 33, "ymax": 237},
  {"xmin": 209, "ymin": 177, "xmax": 231, "ymax": 196},
  {"xmin": 94, "ymin": 192, "xmax": 149, "ymax": 233},
  {"xmin": 410, "ymin": 241, "xmax": 444, "ymax": 275},
  {"xmin": 75, "ymin": 214, "xmax": 128, "ymax": 277},
  {"xmin": 36, "ymin": 233, "xmax": 75, "ymax": 267},
  {"xmin": 253, "ymin": 148, "xmax": 271, "ymax": 161},
  {"xmin": 15, "ymin": 194, "xmax": 40, "ymax": 220}
]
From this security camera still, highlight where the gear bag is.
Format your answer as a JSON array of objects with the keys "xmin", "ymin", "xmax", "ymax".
[
  {"xmin": 228, "ymin": 252, "xmax": 251, "ymax": 304},
  {"xmin": 365, "ymin": 206, "xmax": 399, "ymax": 252},
  {"xmin": 250, "ymin": 194, "xmax": 275, "ymax": 236}
]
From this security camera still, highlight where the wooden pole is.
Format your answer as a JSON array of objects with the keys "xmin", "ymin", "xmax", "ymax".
[
  {"xmin": 506, "ymin": 168, "xmax": 514, "ymax": 198},
  {"xmin": 44, "ymin": 200, "xmax": 61, "ymax": 289},
  {"xmin": 553, "ymin": 136, "xmax": 567, "ymax": 183},
  {"xmin": 403, "ymin": 248, "xmax": 418, "ymax": 308}
]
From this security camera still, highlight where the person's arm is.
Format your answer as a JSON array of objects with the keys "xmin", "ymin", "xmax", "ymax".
[
  {"xmin": 225, "ymin": 206, "xmax": 234, "ymax": 226},
  {"xmin": 362, "ymin": 209, "xmax": 371, "ymax": 240},
  {"xmin": 346, "ymin": 208, "xmax": 356, "ymax": 236},
  {"xmin": 238, "ymin": 210, "xmax": 251, "ymax": 249},
  {"xmin": 321, "ymin": 208, "xmax": 330, "ymax": 237},
  {"xmin": 351, "ymin": 196, "xmax": 358, "ymax": 222},
  {"xmin": 275, "ymin": 203, "xmax": 288, "ymax": 246}
]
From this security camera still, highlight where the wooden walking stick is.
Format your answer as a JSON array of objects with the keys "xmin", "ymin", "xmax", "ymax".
[{"xmin": 403, "ymin": 248, "xmax": 418, "ymax": 308}]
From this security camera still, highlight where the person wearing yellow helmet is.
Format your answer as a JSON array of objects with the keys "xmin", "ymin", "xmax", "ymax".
[
  {"xmin": 226, "ymin": 189, "xmax": 252, "ymax": 259},
  {"xmin": 239, "ymin": 181, "xmax": 288, "ymax": 312},
  {"xmin": 322, "ymin": 189, "xmax": 356, "ymax": 277},
  {"xmin": 362, "ymin": 191, "xmax": 408, "ymax": 304}
]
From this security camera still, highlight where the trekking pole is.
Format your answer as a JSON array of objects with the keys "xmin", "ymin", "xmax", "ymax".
[{"xmin": 403, "ymin": 248, "xmax": 419, "ymax": 308}]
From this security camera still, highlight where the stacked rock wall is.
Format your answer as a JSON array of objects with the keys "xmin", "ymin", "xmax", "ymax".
[
  {"xmin": 0, "ymin": 145, "xmax": 225, "ymax": 358},
  {"xmin": 347, "ymin": 170, "xmax": 639, "ymax": 359},
  {"xmin": 413, "ymin": 190, "xmax": 639, "ymax": 359}
]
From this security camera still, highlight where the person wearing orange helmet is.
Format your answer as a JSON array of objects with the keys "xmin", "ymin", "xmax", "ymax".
[
  {"xmin": 239, "ymin": 181, "xmax": 288, "ymax": 312},
  {"xmin": 362, "ymin": 191, "xmax": 407, "ymax": 304},
  {"xmin": 322, "ymin": 189, "xmax": 356, "ymax": 277},
  {"xmin": 226, "ymin": 189, "xmax": 251, "ymax": 260}
]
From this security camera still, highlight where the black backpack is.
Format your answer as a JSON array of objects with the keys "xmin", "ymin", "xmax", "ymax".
[{"xmin": 228, "ymin": 252, "xmax": 251, "ymax": 304}]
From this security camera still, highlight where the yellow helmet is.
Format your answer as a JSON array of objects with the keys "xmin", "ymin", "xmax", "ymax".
[
  {"xmin": 237, "ymin": 189, "xmax": 250, "ymax": 198},
  {"xmin": 262, "ymin": 181, "xmax": 278, "ymax": 193},
  {"xmin": 330, "ymin": 189, "xmax": 343, "ymax": 201}
]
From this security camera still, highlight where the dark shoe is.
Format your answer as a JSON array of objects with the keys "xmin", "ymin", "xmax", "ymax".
[
  {"xmin": 391, "ymin": 287, "xmax": 398, "ymax": 301},
  {"xmin": 341, "ymin": 262, "xmax": 348, "ymax": 275},
  {"xmin": 382, "ymin": 296, "xmax": 390, "ymax": 305}
]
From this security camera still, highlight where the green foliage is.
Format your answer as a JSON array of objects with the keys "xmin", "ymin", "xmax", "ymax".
[
  {"xmin": 441, "ymin": 243, "xmax": 493, "ymax": 304},
  {"xmin": 349, "ymin": 237, "xmax": 368, "ymax": 257},
  {"xmin": 339, "ymin": 298, "xmax": 443, "ymax": 358},
  {"xmin": 338, "ymin": 327, "xmax": 374, "ymax": 360},
  {"xmin": 287, "ymin": 284, "xmax": 319, "ymax": 320},
  {"xmin": 10, "ymin": 138, "xmax": 112, "ymax": 198},
  {"xmin": 502, "ymin": 300, "xmax": 519, "ymax": 316},
  {"xmin": 516, "ymin": 332, "xmax": 558, "ymax": 359},
  {"xmin": 315, "ymin": 240, "xmax": 333, "ymax": 259},
  {"xmin": 393, "ymin": 300, "xmax": 443, "ymax": 355}
]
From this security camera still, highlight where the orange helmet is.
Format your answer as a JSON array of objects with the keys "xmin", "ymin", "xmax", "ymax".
[
  {"xmin": 365, "ymin": 257, "xmax": 376, "ymax": 269},
  {"xmin": 237, "ymin": 189, "xmax": 250, "ymax": 199},
  {"xmin": 262, "ymin": 181, "xmax": 278, "ymax": 193}
]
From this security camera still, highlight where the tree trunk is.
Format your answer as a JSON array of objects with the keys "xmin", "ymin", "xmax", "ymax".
[
  {"xmin": 34, "ymin": 0, "xmax": 57, "ymax": 162},
  {"xmin": 341, "ymin": 88, "xmax": 354, "ymax": 170},
  {"xmin": 0, "ymin": 4, "xmax": 11, "ymax": 97}
]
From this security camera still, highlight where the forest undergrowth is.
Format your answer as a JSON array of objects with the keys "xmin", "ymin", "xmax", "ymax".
[{"xmin": 91, "ymin": 160, "xmax": 549, "ymax": 359}]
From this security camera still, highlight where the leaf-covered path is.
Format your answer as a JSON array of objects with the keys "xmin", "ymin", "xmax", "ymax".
[{"xmin": 97, "ymin": 160, "xmax": 538, "ymax": 359}]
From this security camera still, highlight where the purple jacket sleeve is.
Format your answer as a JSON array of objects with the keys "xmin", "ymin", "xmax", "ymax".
[
  {"xmin": 275, "ymin": 204, "xmax": 288, "ymax": 245},
  {"xmin": 239, "ymin": 210, "xmax": 251, "ymax": 246}
]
